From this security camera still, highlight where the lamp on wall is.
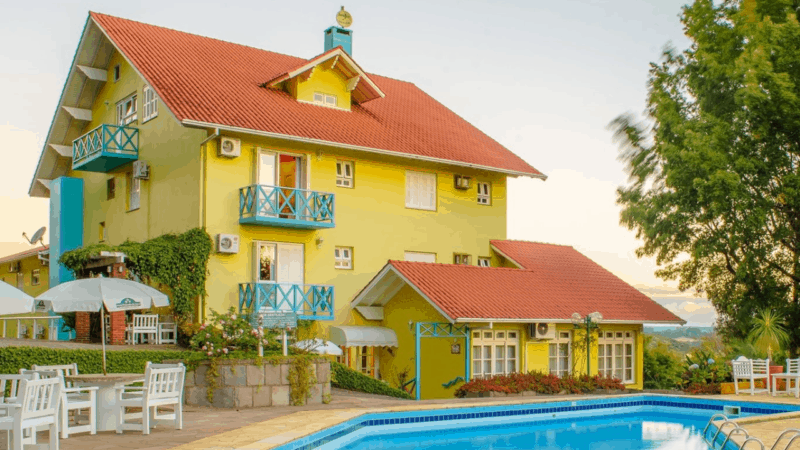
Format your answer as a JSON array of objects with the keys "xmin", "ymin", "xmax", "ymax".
[
  {"xmin": 316, "ymin": 237, "xmax": 324, "ymax": 248},
  {"xmin": 571, "ymin": 311, "xmax": 603, "ymax": 376}
]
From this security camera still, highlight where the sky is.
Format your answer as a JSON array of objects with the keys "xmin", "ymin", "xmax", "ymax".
[{"xmin": 0, "ymin": 0, "xmax": 716, "ymax": 326}]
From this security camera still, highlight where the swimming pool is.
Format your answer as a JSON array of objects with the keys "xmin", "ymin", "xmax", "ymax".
[{"xmin": 271, "ymin": 395, "xmax": 800, "ymax": 450}]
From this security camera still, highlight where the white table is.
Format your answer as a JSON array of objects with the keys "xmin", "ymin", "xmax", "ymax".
[
  {"xmin": 66, "ymin": 373, "xmax": 144, "ymax": 432},
  {"xmin": 771, "ymin": 372, "xmax": 800, "ymax": 398}
]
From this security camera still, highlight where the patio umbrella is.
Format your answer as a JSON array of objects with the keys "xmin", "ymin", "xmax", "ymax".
[
  {"xmin": 0, "ymin": 281, "xmax": 34, "ymax": 315},
  {"xmin": 293, "ymin": 339, "xmax": 343, "ymax": 356},
  {"xmin": 36, "ymin": 278, "xmax": 170, "ymax": 374}
]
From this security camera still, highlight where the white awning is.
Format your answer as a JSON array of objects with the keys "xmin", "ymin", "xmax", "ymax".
[{"xmin": 330, "ymin": 326, "xmax": 398, "ymax": 348}]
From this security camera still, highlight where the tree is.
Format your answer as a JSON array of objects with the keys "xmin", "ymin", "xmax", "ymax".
[
  {"xmin": 610, "ymin": 0, "xmax": 800, "ymax": 356},
  {"xmin": 748, "ymin": 308, "xmax": 790, "ymax": 361}
]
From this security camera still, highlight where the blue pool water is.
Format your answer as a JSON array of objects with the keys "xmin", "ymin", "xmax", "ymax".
[{"xmin": 273, "ymin": 395, "xmax": 800, "ymax": 450}]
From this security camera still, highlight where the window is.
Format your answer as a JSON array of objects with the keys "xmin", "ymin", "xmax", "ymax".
[
  {"xmin": 549, "ymin": 331, "xmax": 572, "ymax": 377},
  {"xmin": 356, "ymin": 346, "xmax": 375, "ymax": 377},
  {"xmin": 597, "ymin": 330, "xmax": 635, "ymax": 384},
  {"xmin": 107, "ymin": 178, "xmax": 116, "ymax": 200},
  {"xmin": 99, "ymin": 222, "xmax": 107, "ymax": 242},
  {"xmin": 405, "ymin": 171, "xmax": 436, "ymax": 211},
  {"xmin": 116, "ymin": 94, "xmax": 137, "ymax": 126},
  {"xmin": 336, "ymin": 161, "xmax": 354, "ymax": 188},
  {"xmin": 477, "ymin": 182, "xmax": 491, "ymax": 205},
  {"xmin": 31, "ymin": 269, "xmax": 40, "ymax": 286},
  {"xmin": 113, "ymin": 64, "xmax": 120, "ymax": 82},
  {"xmin": 313, "ymin": 92, "xmax": 338, "ymax": 107},
  {"xmin": 453, "ymin": 254, "xmax": 471, "ymax": 265},
  {"xmin": 334, "ymin": 247, "xmax": 353, "ymax": 269},
  {"xmin": 404, "ymin": 251, "xmax": 436, "ymax": 263},
  {"xmin": 128, "ymin": 174, "xmax": 141, "ymax": 211},
  {"xmin": 471, "ymin": 330, "xmax": 519, "ymax": 379},
  {"xmin": 142, "ymin": 85, "xmax": 158, "ymax": 122},
  {"xmin": 477, "ymin": 257, "xmax": 490, "ymax": 267}
]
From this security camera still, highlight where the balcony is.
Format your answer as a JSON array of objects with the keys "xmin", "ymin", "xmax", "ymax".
[
  {"xmin": 239, "ymin": 185, "xmax": 335, "ymax": 229},
  {"xmin": 239, "ymin": 282, "xmax": 334, "ymax": 321},
  {"xmin": 72, "ymin": 124, "xmax": 139, "ymax": 172}
]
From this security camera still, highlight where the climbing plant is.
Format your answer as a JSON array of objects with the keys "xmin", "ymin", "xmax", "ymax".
[{"xmin": 60, "ymin": 228, "xmax": 213, "ymax": 321}]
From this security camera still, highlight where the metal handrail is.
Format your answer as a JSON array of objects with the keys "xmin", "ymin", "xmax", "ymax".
[
  {"xmin": 722, "ymin": 428, "xmax": 751, "ymax": 450},
  {"xmin": 770, "ymin": 430, "xmax": 800, "ymax": 450},
  {"xmin": 704, "ymin": 414, "xmax": 729, "ymax": 437},
  {"xmin": 742, "ymin": 437, "xmax": 766, "ymax": 450},
  {"xmin": 713, "ymin": 420, "xmax": 740, "ymax": 445}
]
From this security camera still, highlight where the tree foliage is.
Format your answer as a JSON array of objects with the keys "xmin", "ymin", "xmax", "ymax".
[{"xmin": 611, "ymin": 0, "xmax": 800, "ymax": 355}]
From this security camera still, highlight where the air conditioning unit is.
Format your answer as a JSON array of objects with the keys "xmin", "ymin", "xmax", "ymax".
[
  {"xmin": 454, "ymin": 175, "xmax": 471, "ymax": 190},
  {"xmin": 38, "ymin": 252, "xmax": 49, "ymax": 266},
  {"xmin": 216, "ymin": 234, "xmax": 240, "ymax": 254},
  {"xmin": 133, "ymin": 160, "xmax": 150, "ymax": 179},
  {"xmin": 7, "ymin": 262, "xmax": 20, "ymax": 273},
  {"xmin": 528, "ymin": 323, "xmax": 556, "ymax": 340},
  {"xmin": 218, "ymin": 137, "xmax": 241, "ymax": 158}
]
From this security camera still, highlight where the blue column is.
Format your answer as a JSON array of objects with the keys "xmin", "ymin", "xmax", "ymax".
[
  {"xmin": 49, "ymin": 177, "xmax": 84, "ymax": 340},
  {"xmin": 415, "ymin": 322, "xmax": 421, "ymax": 401}
]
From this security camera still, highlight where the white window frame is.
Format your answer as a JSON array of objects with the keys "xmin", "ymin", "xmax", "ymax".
[
  {"xmin": 453, "ymin": 254, "xmax": 471, "ymax": 265},
  {"xmin": 405, "ymin": 171, "xmax": 436, "ymax": 211},
  {"xmin": 471, "ymin": 330, "xmax": 519, "ymax": 379},
  {"xmin": 598, "ymin": 330, "xmax": 636, "ymax": 384},
  {"xmin": 477, "ymin": 182, "xmax": 491, "ymax": 205},
  {"xmin": 548, "ymin": 331, "xmax": 572, "ymax": 377},
  {"xmin": 334, "ymin": 247, "xmax": 353, "ymax": 270},
  {"xmin": 313, "ymin": 92, "xmax": 338, "ymax": 108},
  {"xmin": 142, "ymin": 85, "xmax": 158, "ymax": 122},
  {"xmin": 128, "ymin": 175, "xmax": 141, "ymax": 211},
  {"xmin": 31, "ymin": 269, "xmax": 40, "ymax": 286},
  {"xmin": 336, "ymin": 161, "xmax": 354, "ymax": 188},
  {"xmin": 404, "ymin": 251, "xmax": 436, "ymax": 263},
  {"xmin": 477, "ymin": 257, "xmax": 490, "ymax": 267},
  {"xmin": 116, "ymin": 93, "xmax": 138, "ymax": 126}
]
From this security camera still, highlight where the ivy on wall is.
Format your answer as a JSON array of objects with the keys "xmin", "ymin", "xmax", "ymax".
[{"xmin": 60, "ymin": 228, "xmax": 213, "ymax": 321}]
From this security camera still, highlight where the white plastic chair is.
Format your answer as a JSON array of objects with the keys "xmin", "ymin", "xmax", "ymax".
[
  {"xmin": 129, "ymin": 314, "xmax": 159, "ymax": 345},
  {"xmin": 24, "ymin": 367, "xmax": 98, "ymax": 439},
  {"xmin": 0, "ymin": 373, "xmax": 40, "ymax": 448},
  {"xmin": 0, "ymin": 377, "xmax": 61, "ymax": 450},
  {"xmin": 116, "ymin": 362, "xmax": 185, "ymax": 435},
  {"xmin": 158, "ymin": 316, "xmax": 177, "ymax": 345},
  {"xmin": 732, "ymin": 358, "xmax": 770, "ymax": 395},
  {"xmin": 772, "ymin": 358, "xmax": 800, "ymax": 398}
]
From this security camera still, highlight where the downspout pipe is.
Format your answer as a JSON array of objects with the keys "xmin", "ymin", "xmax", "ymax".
[{"xmin": 198, "ymin": 128, "xmax": 219, "ymax": 323}]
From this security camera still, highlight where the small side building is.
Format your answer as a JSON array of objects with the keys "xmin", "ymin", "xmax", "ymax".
[{"xmin": 347, "ymin": 241, "xmax": 685, "ymax": 399}]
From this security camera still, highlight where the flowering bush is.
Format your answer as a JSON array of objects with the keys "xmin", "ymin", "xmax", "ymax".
[
  {"xmin": 454, "ymin": 372, "xmax": 625, "ymax": 398},
  {"xmin": 189, "ymin": 307, "xmax": 269, "ymax": 355},
  {"xmin": 680, "ymin": 350, "xmax": 731, "ymax": 394}
]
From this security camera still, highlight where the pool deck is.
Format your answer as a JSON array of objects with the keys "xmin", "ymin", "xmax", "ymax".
[
  {"xmin": 711, "ymin": 394, "xmax": 800, "ymax": 449},
  {"xmin": 0, "ymin": 390, "xmax": 797, "ymax": 449}
]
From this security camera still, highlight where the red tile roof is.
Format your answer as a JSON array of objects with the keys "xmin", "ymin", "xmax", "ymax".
[
  {"xmin": 0, "ymin": 246, "xmax": 49, "ymax": 265},
  {"xmin": 89, "ymin": 12, "xmax": 544, "ymax": 178},
  {"xmin": 387, "ymin": 251, "xmax": 684, "ymax": 324}
]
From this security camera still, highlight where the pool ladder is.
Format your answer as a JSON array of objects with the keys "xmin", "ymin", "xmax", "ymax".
[{"xmin": 703, "ymin": 415, "xmax": 800, "ymax": 450}]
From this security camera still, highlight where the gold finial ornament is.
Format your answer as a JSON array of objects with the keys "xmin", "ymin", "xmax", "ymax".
[{"xmin": 336, "ymin": 6, "xmax": 353, "ymax": 28}]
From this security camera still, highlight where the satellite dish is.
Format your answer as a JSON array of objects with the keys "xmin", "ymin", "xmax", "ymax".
[{"xmin": 23, "ymin": 227, "xmax": 46, "ymax": 246}]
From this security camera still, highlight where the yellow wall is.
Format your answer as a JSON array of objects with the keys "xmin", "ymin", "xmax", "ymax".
[
  {"xmin": 68, "ymin": 50, "xmax": 205, "ymax": 247},
  {"xmin": 203, "ymin": 135, "xmax": 507, "ymax": 325},
  {"xmin": 0, "ymin": 254, "xmax": 51, "ymax": 338},
  {"xmin": 289, "ymin": 64, "xmax": 352, "ymax": 110}
]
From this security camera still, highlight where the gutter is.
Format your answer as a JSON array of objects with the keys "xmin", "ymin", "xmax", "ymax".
[
  {"xmin": 182, "ymin": 119, "xmax": 548, "ymax": 180},
  {"xmin": 198, "ymin": 127, "xmax": 219, "ymax": 323}
]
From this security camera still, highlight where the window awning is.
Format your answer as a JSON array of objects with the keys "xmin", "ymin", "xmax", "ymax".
[{"xmin": 329, "ymin": 326, "xmax": 398, "ymax": 348}]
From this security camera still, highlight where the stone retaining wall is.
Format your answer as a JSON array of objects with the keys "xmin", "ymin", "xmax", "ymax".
[{"xmin": 182, "ymin": 359, "xmax": 331, "ymax": 408}]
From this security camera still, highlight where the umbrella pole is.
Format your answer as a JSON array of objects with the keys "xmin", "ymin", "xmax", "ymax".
[{"xmin": 101, "ymin": 307, "xmax": 107, "ymax": 375}]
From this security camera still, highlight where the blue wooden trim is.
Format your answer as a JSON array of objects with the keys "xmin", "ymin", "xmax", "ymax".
[
  {"xmin": 415, "ymin": 322, "xmax": 421, "ymax": 401},
  {"xmin": 238, "ymin": 282, "xmax": 334, "ymax": 321},
  {"xmin": 72, "ymin": 124, "xmax": 139, "ymax": 172},
  {"xmin": 239, "ymin": 184, "xmax": 335, "ymax": 229},
  {"xmin": 442, "ymin": 376, "xmax": 465, "ymax": 388}
]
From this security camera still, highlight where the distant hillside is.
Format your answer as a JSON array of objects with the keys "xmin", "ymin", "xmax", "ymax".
[{"xmin": 644, "ymin": 326, "xmax": 715, "ymax": 355}]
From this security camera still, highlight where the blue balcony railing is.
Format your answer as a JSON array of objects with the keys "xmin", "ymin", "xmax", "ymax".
[
  {"xmin": 239, "ymin": 185, "xmax": 335, "ymax": 229},
  {"xmin": 72, "ymin": 124, "xmax": 139, "ymax": 172},
  {"xmin": 239, "ymin": 282, "xmax": 334, "ymax": 321}
]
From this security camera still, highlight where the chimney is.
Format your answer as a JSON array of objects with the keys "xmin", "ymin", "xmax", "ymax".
[{"xmin": 324, "ymin": 26, "xmax": 352, "ymax": 55}]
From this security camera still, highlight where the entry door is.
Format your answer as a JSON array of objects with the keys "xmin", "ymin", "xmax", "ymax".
[
  {"xmin": 257, "ymin": 150, "xmax": 305, "ymax": 218},
  {"xmin": 277, "ymin": 243, "xmax": 304, "ymax": 312}
]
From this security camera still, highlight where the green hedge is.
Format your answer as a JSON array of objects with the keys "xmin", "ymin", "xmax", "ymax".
[
  {"xmin": 0, "ymin": 347, "xmax": 205, "ymax": 375},
  {"xmin": 331, "ymin": 362, "xmax": 412, "ymax": 400}
]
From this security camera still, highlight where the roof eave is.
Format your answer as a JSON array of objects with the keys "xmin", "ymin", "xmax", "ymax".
[
  {"xmin": 454, "ymin": 318, "xmax": 687, "ymax": 325},
  {"xmin": 182, "ymin": 119, "xmax": 547, "ymax": 180}
]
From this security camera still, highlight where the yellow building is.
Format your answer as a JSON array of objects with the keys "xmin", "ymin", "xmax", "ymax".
[
  {"xmin": 27, "ymin": 11, "xmax": 683, "ymax": 398},
  {"xmin": 0, "ymin": 246, "xmax": 49, "ymax": 297}
]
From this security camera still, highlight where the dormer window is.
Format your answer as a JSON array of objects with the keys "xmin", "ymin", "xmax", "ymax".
[{"xmin": 313, "ymin": 92, "xmax": 338, "ymax": 107}]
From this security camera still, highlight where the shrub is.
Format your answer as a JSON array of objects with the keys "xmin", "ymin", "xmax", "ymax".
[
  {"xmin": 643, "ymin": 336, "xmax": 683, "ymax": 389},
  {"xmin": 331, "ymin": 362, "xmax": 412, "ymax": 400},
  {"xmin": 189, "ymin": 307, "xmax": 270, "ymax": 355},
  {"xmin": 680, "ymin": 350, "xmax": 732, "ymax": 394},
  {"xmin": 454, "ymin": 372, "xmax": 625, "ymax": 398}
]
